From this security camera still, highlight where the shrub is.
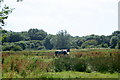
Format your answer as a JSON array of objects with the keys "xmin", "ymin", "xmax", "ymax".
[
  {"xmin": 54, "ymin": 56, "xmax": 87, "ymax": 72},
  {"xmin": 25, "ymin": 40, "xmax": 44, "ymax": 50},
  {"xmin": 11, "ymin": 45, "xmax": 22, "ymax": 51},
  {"xmin": 81, "ymin": 40, "xmax": 98, "ymax": 48},
  {"xmin": 86, "ymin": 66, "xmax": 92, "ymax": 73},
  {"xmin": 88, "ymin": 54, "xmax": 120, "ymax": 73},
  {"xmin": 2, "ymin": 45, "xmax": 11, "ymax": 51},
  {"xmin": 2, "ymin": 45, "xmax": 22, "ymax": 51},
  {"xmin": 73, "ymin": 59, "xmax": 87, "ymax": 72},
  {"xmin": 37, "ymin": 46, "xmax": 45, "ymax": 50},
  {"xmin": 15, "ymin": 41, "xmax": 26, "ymax": 50}
]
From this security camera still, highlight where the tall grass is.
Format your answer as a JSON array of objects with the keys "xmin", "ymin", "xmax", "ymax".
[
  {"xmin": 54, "ymin": 56, "xmax": 87, "ymax": 72},
  {"xmin": 2, "ymin": 49, "xmax": 120, "ymax": 78},
  {"xmin": 87, "ymin": 54, "xmax": 120, "ymax": 73}
]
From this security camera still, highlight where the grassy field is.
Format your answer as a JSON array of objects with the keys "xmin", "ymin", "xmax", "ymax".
[
  {"xmin": 2, "ymin": 49, "xmax": 120, "ymax": 78},
  {"xmin": 3, "ymin": 71, "xmax": 119, "ymax": 78}
]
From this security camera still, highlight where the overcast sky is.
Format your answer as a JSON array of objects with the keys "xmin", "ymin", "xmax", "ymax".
[{"xmin": 2, "ymin": 0, "xmax": 119, "ymax": 36}]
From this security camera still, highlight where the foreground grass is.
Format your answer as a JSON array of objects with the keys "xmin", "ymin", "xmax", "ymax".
[
  {"xmin": 27, "ymin": 71, "xmax": 119, "ymax": 78},
  {"xmin": 3, "ymin": 71, "xmax": 118, "ymax": 78},
  {"xmin": 2, "ymin": 49, "xmax": 120, "ymax": 78}
]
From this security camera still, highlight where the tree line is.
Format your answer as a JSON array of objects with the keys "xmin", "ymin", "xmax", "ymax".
[{"xmin": 1, "ymin": 28, "xmax": 120, "ymax": 51}]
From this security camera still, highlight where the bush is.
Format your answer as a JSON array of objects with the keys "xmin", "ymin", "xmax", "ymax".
[
  {"xmin": 25, "ymin": 40, "xmax": 44, "ymax": 50},
  {"xmin": 88, "ymin": 54, "xmax": 120, "ymax": 73},
  {"xmin": 15, "ymin": 41, "xmax": 26, "ymax": 50},
  {"xmin": 2, "ymin": 45, "xmax": 22, "ymax": 51},
  {"xmin": 7, "ymin": 33, "xmax": 24, "ymax": 42},
  {"xmin": 54, "ymin": 56, "xmax": 87, "ymax": 72},
  {"xmin": 11, "ymin": 45, "xmax": 22, "ymax": 51},
  {"xmin": 2, "ymin": 45, "xmax": 11, "ymax": 51},
  {"xmin": 37, "ymin": 46, "xmax": 45, "ymax": 50},
  {"xmin": 86, "ymin": 66, "xmax": 92, "ymax": 73},
  {"xmin": 81, "ymin": 40, "xmax": 98, "ymax": 48},
  {"xmin": 73, "ymin": 59, "xmax": 87, "ymax": 72}
]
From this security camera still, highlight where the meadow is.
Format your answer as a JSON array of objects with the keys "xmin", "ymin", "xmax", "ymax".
[{"xmin": 2, "ymin": 49, "xmax": 120, "ymax": 78}]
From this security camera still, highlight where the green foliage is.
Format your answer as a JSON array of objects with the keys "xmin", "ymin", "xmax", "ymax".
[
  {"xmin": 110, "ymin": 31, "xmax": 120, "ymax": 49},
  {"xmin": 2, "ymin": 49, "xmax": 120, "ymax": 78},
  {"xmin": 37, "ymin": 46, "xmax": 45, "ymax": 50},
  {"xmin": 101, "ymin": 43, "xmax": 108, "ymax": 48},
  {"xmin": 0, "ymin": 5, "xmax": 14, "ymax": 26},
  {"xmin": 81, "ymin": 40, "xmax": 98, "ymax": 48},
  {"xmin": 111, "ymin": 31, "xmax": 120, "ymax": 36},
  {"xmin": 2, "ymin": 44, "xmax": 22, "ymax": 51},
  {"xmin": 71, "ymin": 37, "xmax": 83, "ymax": 49},
  {"xmin": 1, "ymin": 29, "xmax": 7, "ymax": 33},
  {"xmin": 0, "ymin": 0, "xmax": 23, "ymax": 26},
  {"xmin": 26, "ymin": 40, "xmax": 44, "ymax": 50},
  {"xmin": 54, "ymin": 56, "xmax": 87, "ymax": 72},
  {"xmin": 28, "ymin": 28, "xmax": 47, "ymax": 40},
  {"xmin": 21, "ymin": 31, "xmax": 30, "ymax": 41},
  {"xmin": 55, "ymin": 30, "xmax": 71, "ymax": 49},
  {"xmin": 15, "ymin": 41, "xmax": 26, "ymax": 50},
  {"xmin": 2, "ymin": 52, "xmax": 54, "ymax": 78},
  {"xmin": 110, "ymin": 36, "xmax": 118, "ymax": 48},
  {"xmin": 2, "ymin": 34, "xmax": 7, "ymax": 43},
  {"xmin": 7, "ymin": 33, "xmax": 24, "ymax": 42},
  {"xmin": 88, "ymin": 54, "xmax": 120, "ymax": 73},
  {"xmin": 43, "ymin": 35, "xmax": 53, "ymax": 49},
  {"xmin": 115, "ymin": 40, "xmax": 120, "ymax": 49},
  {"xmin": 1, "ymin": 29, "xmax": 120, "ymax": 50},
  {"xmin": 2, "ymin": 40, "xmax": 45, "ymax": 51},
  {"xmin": 11, "ymin": 45, "xmax": 22, "ymax": 51}
]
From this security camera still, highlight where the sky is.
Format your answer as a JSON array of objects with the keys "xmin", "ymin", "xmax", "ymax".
[{"xmin": 2, "ymin": 0, "xmax": 119, "ymax": 36}]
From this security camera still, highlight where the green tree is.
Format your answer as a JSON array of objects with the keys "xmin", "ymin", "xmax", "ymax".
[
  {"xmin": 115, "ymin": 40, "xmax": 120, "ymax": 49},
  {"xmin": 115, "ymin": 34, "xmax": 120, "ymax": 49},
  {"xmin": 55, "ymin": 30, "xmax": 71, "ymax": 49},
  {"xmin": 99, "ymin": 35, "xmax": 110, "ymax": 46},
  {"xmin": 110, "ymin": 36, "xmax": 118, "ymax": 48},
  {"xmin": 71, "ymin": 37, "xmax": 84, "ymax": 49},
  {"xmin": 24, "ymin": 40, "xmax": 44, "ymax": 50},
  {"xmin": 28, "ymin": 28, "xmax": 47, "ymax": 40},
  {"xmin": 50, "ymin": 35, "xmax": 57, "ymax": 49},
  {"xmin": 15, "ymin": 41, "xmax": 26, "ymax": 50},
  {"xmin": 43, "ymin": 35, "xmax": 53, "ymax": 49},
  {"xmin": 111, "ymin": 31, "xmax": 120, "ymax": 36},
  {"xmin": 2, "ymin": 34, "xmax": 7, "ymax": 43},
  {"xmin": 2, "ymin": 44, "xmax": 22, "ymax": 51},
  {"xmin": 110, "ymin": 31, "xmax": 120, "ymax": 49},
  {"xmin": 71, "ymin": 38, "xmax": 79, "ymax": 49},
  {"xmin": 7, "ymin": 32, "xmax": 24, "ymax": 42},
  {"xmin": 20, "ymin": 31, "xmax": 30, "ymax": 41},
  {"xmin": 81, "ymin": 40, "xmax": 98, "ymax": 48}
]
